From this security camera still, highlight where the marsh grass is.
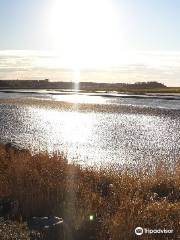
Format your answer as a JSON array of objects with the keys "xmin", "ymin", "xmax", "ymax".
[
  {"xmin": 0, "ymin": 220, "xmax": 30, "ymax": 240},
  {"xmin": 0, "ymin": 143, "xmax": 179, "ymax": 239}
]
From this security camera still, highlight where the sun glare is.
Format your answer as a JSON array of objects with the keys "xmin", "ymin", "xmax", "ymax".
[{"xmin": 48, "ymin": 0, "xmax": 122, "ymax": 69}]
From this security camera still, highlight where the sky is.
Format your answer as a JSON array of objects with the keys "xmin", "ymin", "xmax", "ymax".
[{"xmin": 0, "ymin": 0, "xmax": 180, "ymax": 86}]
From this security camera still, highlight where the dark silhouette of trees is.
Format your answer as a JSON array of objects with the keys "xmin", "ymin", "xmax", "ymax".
[{"xmin": 0, "ymin": 80, "xmax": 167, "ymax": 90}]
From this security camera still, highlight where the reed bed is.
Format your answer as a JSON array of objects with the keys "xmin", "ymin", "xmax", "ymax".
[{"xmin": 0, "ymin": 143, "xmax": 179, "ymax": 239}]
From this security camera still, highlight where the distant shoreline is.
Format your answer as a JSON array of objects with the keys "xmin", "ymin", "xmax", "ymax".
[
  {"xmin": 0, "ymin": 88, "xmax": 180, "ymax": 99},
  {"xmin": 0, "ymin": 87, "xmax": 180, "ymax": 94}
]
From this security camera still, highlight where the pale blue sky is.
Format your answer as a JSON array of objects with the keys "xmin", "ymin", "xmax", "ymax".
[
  {"xmin": 0, "ymin": 0, "xmax": 180, "ymax": 86},
  {"xmin": 0, "ymin": 0, "xmax": 180, "ymax": 51}
]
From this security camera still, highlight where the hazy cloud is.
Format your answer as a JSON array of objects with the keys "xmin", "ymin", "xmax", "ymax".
[{"xmin": 0, "ymin": 50, "xmax": 180, "ymax": 86}]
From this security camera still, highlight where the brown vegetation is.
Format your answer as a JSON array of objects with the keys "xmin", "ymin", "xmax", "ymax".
[
  {"xmin": 0, "ymin": 221, "xmax": 30, "ymax": 240},
  {"xmin": 0, "ymin": 143, "xmax": 179, "ymax": 239}
]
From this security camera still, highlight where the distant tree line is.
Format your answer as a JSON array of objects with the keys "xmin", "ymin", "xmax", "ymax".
[
  {"xmin": 0, "ymin": 80, "xmax": 166, "ymax": 90},
  {"xmin": 129, "ymin": 81, "xmax": 167, "ymax": 89}
]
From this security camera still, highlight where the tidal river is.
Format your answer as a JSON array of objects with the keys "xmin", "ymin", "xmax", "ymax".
[{"xmin": 0, "ymin": 90, "xmax": 179, "ymax": 171}]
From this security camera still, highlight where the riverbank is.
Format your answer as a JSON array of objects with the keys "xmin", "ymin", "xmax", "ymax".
[
  {"xmin": 0, "ymin": 144, "xmax": 179, "ymax": 239},
  {"xmin": 0, "ymin": 86, "xmax": 180, "ymax": 94}
]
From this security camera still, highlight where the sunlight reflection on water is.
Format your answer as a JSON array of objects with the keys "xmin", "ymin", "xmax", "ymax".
[
  {"xmin": 51, "ymin": 94, "xmax": 107, "ymax": 104},
  {"xmin": 0, "ymin": 104, "xmax": 179, "ymax": 170}
]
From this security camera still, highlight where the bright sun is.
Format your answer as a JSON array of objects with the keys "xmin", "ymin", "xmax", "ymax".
[{"xmin": 48, "ymin": 0, "xmax": 122, "ymax": 70}]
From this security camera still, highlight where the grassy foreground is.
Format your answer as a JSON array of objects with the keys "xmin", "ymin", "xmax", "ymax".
[{"xmin": 0, "ymin": 144, "xmax": 179, "ymax": 239}]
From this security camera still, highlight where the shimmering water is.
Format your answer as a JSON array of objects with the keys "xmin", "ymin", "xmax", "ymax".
[
  {"xmin": 0, "ymin": 92, "xmax": 179, "ymax": 170},
  {"xmin": 0, "ymin": 90, "xmax": 180, "ymax": 109}
]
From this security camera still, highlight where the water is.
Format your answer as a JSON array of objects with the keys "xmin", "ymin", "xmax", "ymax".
[
  {"xmin": 0, "ymin": 90, "xmax": 180, "ymax": 109},
  {"xmin": 0, "ymin": 91, "xmax": 179, "ymax": 170}
]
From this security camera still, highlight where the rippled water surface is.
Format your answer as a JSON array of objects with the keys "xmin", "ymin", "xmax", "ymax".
[
  {"xmin": 0, "ymin": 92, "xmax": 179, "ymax": 170},
  {"xmin": 0, "ymin": 90, "xmax": 180, "ymax": 109}
]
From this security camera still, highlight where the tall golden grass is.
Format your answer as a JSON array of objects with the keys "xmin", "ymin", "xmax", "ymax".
[{"xmin": 0, "ymin": 143, "xmax": 179, "ymax": 239}]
